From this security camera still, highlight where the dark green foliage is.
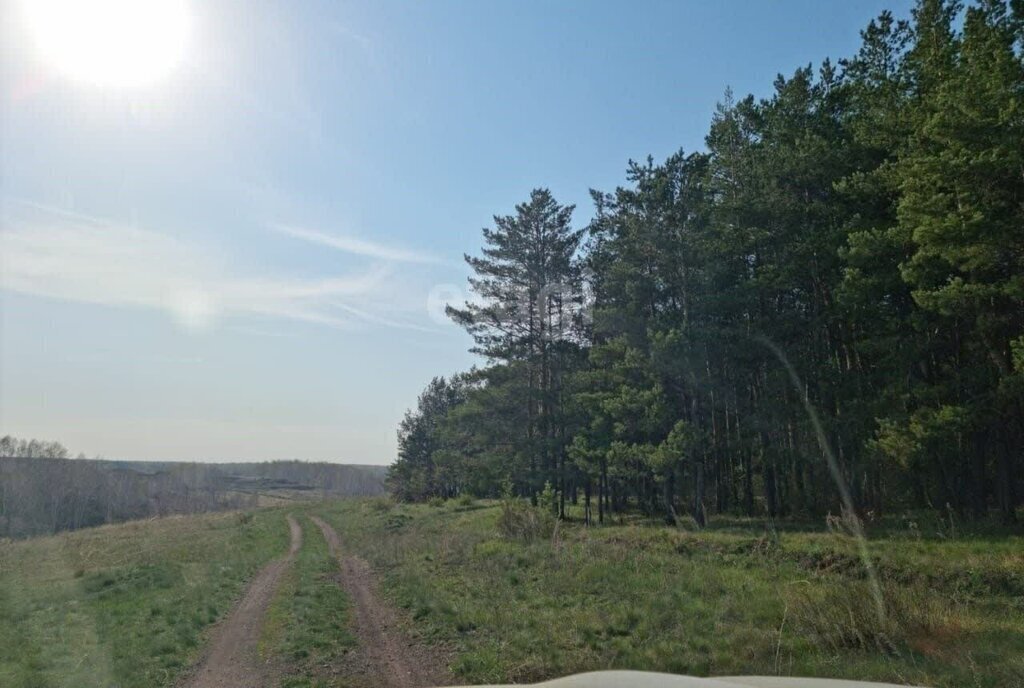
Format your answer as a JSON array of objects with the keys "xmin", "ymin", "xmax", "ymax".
[
  {"xmin": 387, "ymin": 375, "xmax": 472, "ymax": 501},
  {"xmin": 389, "ymin": 0, "xmax": 1024, "ymax": 525}
]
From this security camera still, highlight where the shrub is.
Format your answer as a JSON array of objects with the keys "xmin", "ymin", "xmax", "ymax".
[
  {"xmin": 368, "ymin": 497, "xmax": 392, "ymax": 513},
  {"xmin": 384, "ymin": 512, "xmax": 413, "ymax": 532},
  {"xmin": 497, "ymin": 496, "xmax": 554, "ymax": 542},
  {"xmin": 538, "ymin": 481, "xmax": 557, "ymax": 516},
  {"xmin": 456, "ymin": 492, "xmax": 476, "ymax": 508},
  {"xmin": 824, "ymin": 507, "xmax": 862, "ymax": 537},
  {"xmin": 427, "ymin": 496, "xmax": 446, "ymax": 508}
]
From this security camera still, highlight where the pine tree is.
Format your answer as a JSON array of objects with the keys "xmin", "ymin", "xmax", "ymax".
[{"xmin": 447, "ymin": 189, "xmax": 585, "ymax": 502}]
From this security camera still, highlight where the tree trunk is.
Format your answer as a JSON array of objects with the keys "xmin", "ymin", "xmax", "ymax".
[{"xmin": 692, "ymin": 459, "xmax": 706, "ymax": 528}]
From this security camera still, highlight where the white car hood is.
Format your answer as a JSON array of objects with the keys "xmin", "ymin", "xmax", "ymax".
[{"xmin": 455, "ymin": 670, "xmax": 925, "ymax": 688}]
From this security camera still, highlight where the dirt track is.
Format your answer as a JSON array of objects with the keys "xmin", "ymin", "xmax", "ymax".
[
  {"xmin": 310, "ymin": 515, "xmax": 451, "ymax": 688},
  {"xmin": 180, "ymin": 514, "xmax": 302, "ymax": 688}
]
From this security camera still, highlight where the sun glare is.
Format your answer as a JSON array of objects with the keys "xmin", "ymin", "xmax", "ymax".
[{"xmin": 23, "ymin": 0, "xmax": 191, "ymax": 88}]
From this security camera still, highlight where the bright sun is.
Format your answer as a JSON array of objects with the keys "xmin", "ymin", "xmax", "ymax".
[{"xmin": 24, "ymin": 0, "xmax": 191, "ymax": 88}]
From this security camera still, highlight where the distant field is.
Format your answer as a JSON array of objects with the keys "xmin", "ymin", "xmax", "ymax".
[
  {"xmin": 0, "ymin": 508, "xmax": 290, "ymax": 688},
  {"xmin": 318, "ymin": 499, "xmax": 1024, "ymax": 688}
]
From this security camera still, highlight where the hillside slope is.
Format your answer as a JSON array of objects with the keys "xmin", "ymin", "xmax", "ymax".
[{"xmin": 0, "ymin": 508, "xmax": 291, "ymax": 688}]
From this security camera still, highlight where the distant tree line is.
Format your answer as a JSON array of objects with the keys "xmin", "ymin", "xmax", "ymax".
[
  {"xmin": 0, "ymin": 455, "xmax": 256, "ymax": 538},
  {"xmin": 0, "ymin": 436, "xmax": 387, "ymax": 538},
  {"xmin": 388, "ymin": 0, "xmax": 1024, "ymax": 524},
  {"xmin": 0, "ymin": 435, "xmax": 76, "ymax": 459},
  {"xmin": 221, "ymin": 460, "xmax": 389, "ymax": 495}
]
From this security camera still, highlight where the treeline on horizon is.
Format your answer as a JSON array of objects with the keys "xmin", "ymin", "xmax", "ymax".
[
  {"xmin": 0, "ymin": 436, "xmax": 388, "ymax": 538},
  {"xmin": 388, "ymin": 0, "xmax": 1024, "ymax": 525}
]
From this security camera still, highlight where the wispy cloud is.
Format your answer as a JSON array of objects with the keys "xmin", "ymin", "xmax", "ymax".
[
  {"xmin": 329, "ymin": 300, "xmax": 438, "ymax": 333},
  {"xmin": 0, "ymin": 201, "xmax": 411, "ymax": 332},
  {"xmin": 270, "ymin": 223, "xmax": 442, "ymax": 265}
]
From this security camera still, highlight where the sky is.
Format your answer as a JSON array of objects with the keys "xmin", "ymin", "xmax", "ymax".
[{"xmin": 0, "ymin": 0, "xmax": 916, "ymax": 464}]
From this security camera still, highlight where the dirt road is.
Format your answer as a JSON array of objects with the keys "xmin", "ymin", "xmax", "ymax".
[
  {"xmin": 310, "ymin": 515, "xmax": 451, "ymax": 688},
  {"xmin": 180, "ymin": 514, "xmax": 303, "ymax": 688}
]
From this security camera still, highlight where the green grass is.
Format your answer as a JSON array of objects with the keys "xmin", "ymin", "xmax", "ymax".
[
  {"xmin": 0, "ymin": 509, "xmax": 291, "ymax": 688},
  {"xmin": 316, "ymin": 498, "xmax": 1024, "ymax": 688},
  {"xmin": 3, "ymin": 498, "xmax": 1020, "ymax": 687},
  {"xmin": 262, "ymin": 514, "xmax": 356, "ymax": 688}
]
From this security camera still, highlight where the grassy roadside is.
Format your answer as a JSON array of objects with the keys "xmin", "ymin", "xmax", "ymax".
[
  {"xmin": 316, "ymin": 498, "xmax": 1024, "ymax": 688},
  {"xmin": 261, "ymin": 513, "xmax": 356, "ymax": 688},
  {"xmin": 0, "ymin": 508, "xmax": 291, "ymax": 688}
]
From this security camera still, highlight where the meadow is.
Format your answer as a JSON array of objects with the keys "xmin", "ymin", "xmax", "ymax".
[
  {"xmin": 0, "ymin": 508, "xmax": 290, "ymax": 688},
  {"xmin": 318, "ymin": 498, "xmax": 1024, "ymax": 688},
  {"xmin": 1, "ymin": 498, "xmax": 1022, "ymax": 687}
]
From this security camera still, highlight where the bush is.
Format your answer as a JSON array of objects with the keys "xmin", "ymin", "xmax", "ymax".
[
  {"xmin": 368, "ymin": 497, "xmax": 392, "ymax": 513},
  {"xmin": 538, "ymin": 481, "xmax": 557, "ymax": 516},
  {"xmin": 384, "ymin": 512, "xmax": 413, "ymax": 532},
  {"xmin": 497, "ymin": 496, "xmax": 555, "ymax": 542},
  {"xmin": 456, "ymin": 492, "xmax": 476, "ymax": 508},
  {"xmin": 427, "ymin": 496, "xmax": 446, "ymax": 508}
]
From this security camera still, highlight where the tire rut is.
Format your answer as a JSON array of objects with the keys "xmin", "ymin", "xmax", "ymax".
[
  {"xmin": 180, "ymin": 513, "xmax": 302, "ymax": 688},
  {"xmin": 310, "ymin": 515, "xmax": 451, "ymax": 688}
]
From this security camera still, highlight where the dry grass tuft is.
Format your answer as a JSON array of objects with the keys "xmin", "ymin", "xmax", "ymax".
[{"xmin": 788, "ymin": 579, "xmax": 964, "ymax": 657}]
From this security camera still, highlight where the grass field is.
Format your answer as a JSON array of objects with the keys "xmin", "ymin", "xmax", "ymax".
[
  {"xmin": 1, "ymin": 499, "xmax": 1022, "ymax": 687},
  {"xmin": 317, "ymin": 498, "xmax": 1024, "ymax": 688},
  {"xmin": 0, "ymin": 508, "xmax": 291, "ymax": 688}
]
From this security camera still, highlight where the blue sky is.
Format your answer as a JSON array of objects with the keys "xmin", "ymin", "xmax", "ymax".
[{"xmin": 0, "ymin": 0, "xmax": 914, "ymax": 463}]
